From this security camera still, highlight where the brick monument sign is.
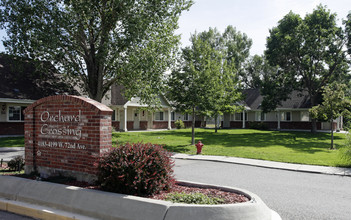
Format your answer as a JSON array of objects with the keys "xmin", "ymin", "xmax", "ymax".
[{"xmin": 24, "ymin": 95, "xmax": 113, "ymax": 182}]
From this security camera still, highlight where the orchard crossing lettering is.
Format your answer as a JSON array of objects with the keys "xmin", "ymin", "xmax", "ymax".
[{"xmin": 40, "ymin": 110, "xmax": 83, "ymax": 140}]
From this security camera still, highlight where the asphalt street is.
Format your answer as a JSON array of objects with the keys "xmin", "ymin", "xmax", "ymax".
[
  {"xmin": 0, "ymin": 211, "xmax": 35, "ymax": 220},
  {"xmin": 173, "ymin": 158, "xmax": 351, "ymax": 220}
]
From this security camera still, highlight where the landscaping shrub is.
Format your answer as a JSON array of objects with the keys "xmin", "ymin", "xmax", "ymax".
[
  {"xmin": 165, "ymin": 192, "xmax": 225, "ymax": 205},
  {"xmin": 248, "ymin": 122, "xmax": 268, "ymax": 130},
  {"xmin": 7, "ymin": 156, "xmax": 24, "ymax": 171},
  {"xmin": 340, "ymin": 132, "xmax": 351, "ymax": 165},
  {"xmin": 174, "ymin": 119, "xmax": 185, "ymax": 129},
  {"xmin": 97, "ymin": 143, "xmax": 175, "ymax": 196}
]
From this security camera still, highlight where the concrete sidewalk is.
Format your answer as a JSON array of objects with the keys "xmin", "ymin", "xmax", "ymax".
[{"xmin": 172, "ymin": 153, "xmax": 351, "ymax": 177}]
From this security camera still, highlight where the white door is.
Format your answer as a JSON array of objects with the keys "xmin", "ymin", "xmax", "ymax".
[
  {"xmin": 133, "ymin": 111, "xmax": 140, "ymax": 130},
  {"xmin": 148, "ymin": 112, "xmax": 153, "ymax": 129}
]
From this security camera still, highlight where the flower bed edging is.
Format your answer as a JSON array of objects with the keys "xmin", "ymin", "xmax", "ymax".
[{"xmin": 0, "ymin": 175, "xmax": 281, "ymax": 220}]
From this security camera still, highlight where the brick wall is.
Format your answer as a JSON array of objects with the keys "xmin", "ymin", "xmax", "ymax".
[
  {"xmin": 140, "ymin": 121, "xmax": 148, "ymax": 130},
  {"xmin": 24, "ymin": 95, "xmax": 113, "ymax": 182},
  {"xmin": 112, "ymin": 121, "xmax": 120, "ymax": 131},
  {"xmin": 0, "ymin": 122, "xmax": 24, "ymax": 135},
  {"xmin": 152, "ymin": 121, "xmax": 168, "ymax": 129}
]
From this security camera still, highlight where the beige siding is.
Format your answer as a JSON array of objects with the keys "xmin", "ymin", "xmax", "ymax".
[
  {"xmin": 266, "ymin": 112, "xmax": 276, "ymax": 121},
  {"xmin": 140, "ymin": 110, "xmax": 148, "ymax": 121},
  {"xmin": 127, "ymin": 108, "xmax": 135, "ymax": 121},
  {"xmin": 292, "ymin": 111, "xmax": 300, "ymax": 121},
  {"xmin": 247, "ymin": 112, "xmax": 255, "ymax": 121}
]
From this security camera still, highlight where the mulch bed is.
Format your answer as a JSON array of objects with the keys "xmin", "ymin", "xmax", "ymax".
[
  {"xmin": 36, "ymin": 178, "xmax": 249, "ymax": 204},
  {"xmin": 149, "ymin": 183, "xmax": 249, "ymax": 204}
]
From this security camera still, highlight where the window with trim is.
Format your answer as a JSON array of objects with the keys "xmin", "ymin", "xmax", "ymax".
[
  {"xmin": 234, "ymin": 112, "xmax": 248, "ymax": 121},
  {"xmin": 184, "ymin": 113, "xmax": 189, "ymax": 121},
  {"xmin": 300, "ymin": 111, "xmax": 309, "ymax": 121},
  {"xmin": 155, "ymin": 112, "xmax": 164, "ymax": 121},
  {"xmin": 171, "ymin": 112, "xmax": 175, "ymax": 121},
  {"xmin": 112, "ymin": 110, "xmax": 116, "ymax": 121},
  {"xmin": 256, "ymin": 112, "xmax": 266, "ymax": 121},
  {"xmin": 234, "ymin": 113, "xmax": 242, "ymax": 121},
  {"xmin": 8, "ymin": 106, "xmax": 26, "ymax": 121},
  {"xmin": 281, "ymin": 112, "xmax": 292, "ymax": 121}
]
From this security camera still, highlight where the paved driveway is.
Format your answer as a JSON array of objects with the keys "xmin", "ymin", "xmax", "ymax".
[
  {"xmin": 0, "ymin": 147, "xmax": 24, "ymax": 162},
  {"xmin": 174, "ymin": 159, "xmax": 351, "ymax": 220}
]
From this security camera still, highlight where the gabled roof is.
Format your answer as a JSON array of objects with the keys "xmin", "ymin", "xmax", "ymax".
[
  {"xmin": 110, "ymin": 84, "xmax": 171, "ymax": 108},
  {"xmin": 243, "ymin": 88, "xmax": 312, "ymax": 110},
  {"xmin": 0, "ymin": 54, "xmax": 79, "ymax": 101}
]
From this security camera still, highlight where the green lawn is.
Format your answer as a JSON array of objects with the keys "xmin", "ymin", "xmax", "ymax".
[
  {"xmin": 113, "ymin": 129, "xmax": 350, "ymax": 167},
  {"xmin": 0, "ymin": 137, "xmax": 24, "ymax": 148},
  {"xmin": 1, "ymin": 129, "xmax": 349, "ymax": 167}
]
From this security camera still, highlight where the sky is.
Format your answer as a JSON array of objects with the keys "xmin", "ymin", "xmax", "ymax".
[{"xmin": 0, "ymin": 0, "xmax": 350, "ymax": 56}]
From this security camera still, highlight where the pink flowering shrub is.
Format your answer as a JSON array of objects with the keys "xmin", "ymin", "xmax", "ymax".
[{"xmin": 97, "ymin": 143, "xmax": 175, "ymax": 196}]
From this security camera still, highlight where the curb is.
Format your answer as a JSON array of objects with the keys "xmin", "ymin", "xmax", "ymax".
[
  {"xmin": 0, "ymin": 175, "xmax": 280, "ymax": 220},
  {"xmin": 172, "ymin": 154, "xmax": 351, "ymax": 177},
  {"xmin": 0, "ymin": 198, "xmax": 96, "ymax": 220}
]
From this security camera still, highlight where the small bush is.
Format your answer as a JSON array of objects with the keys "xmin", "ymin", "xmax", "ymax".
[
  {"xmin": 248, "ymin": 122, "xmax": 268, "ymax": 130},
  {"xmin": 174, "ymin": 119, "xmax": 185, "ymax": 129},
  {"xmin": 97, "ymin": 143, "xmax": 175, "ymax": 196},
  {"xmin": 340, "ymin": 132, "xmax": 351, "ymax": 164},
  {"xmin": 165, "ymin": 192, "xmax": 225, "ymax": 205},
  {"xmin": 7, "ymin": 156, "xmax": 25, "ymax": 171}
]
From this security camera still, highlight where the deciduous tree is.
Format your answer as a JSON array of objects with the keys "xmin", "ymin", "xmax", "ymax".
[
  {"xmin": 167, "ymin": 27, "xmax": 244, "ymax": 144},
  {"xmin": 310, "ymin": 83, "xmax": 351, "ymax": 149},
  {"xmin": 0, "ymin": 0, "xmax": 192, "ymax": 102},
  {"xmin": 264, "ymin": 5, "xmax": 349, "ymax": 132}
]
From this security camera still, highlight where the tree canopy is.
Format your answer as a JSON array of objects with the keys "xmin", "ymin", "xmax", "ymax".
[
  {"xmin": 0, "ymin": 0, "xmax": 192, "ymax": 102},
  {"xmin": 264, "ymin": 5, "xmax": 349, "ymax": 132},
  {"xmin": 167, "ymin": 27, "xmax": 246, "ymax": 144},
  {"xmin": 310, "ymin": 83, "xmax": 351, "ymax": 149}
]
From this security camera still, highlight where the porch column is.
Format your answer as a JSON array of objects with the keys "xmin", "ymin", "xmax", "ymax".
[
  {"xmin": 277, "ymin": 110, "xmax": 281, "ymax": 130},
  {"xmin": 168, "ymin": 108, "xmax": 172, "ymax": 130},
  {"xmin": 242, "ymin": 110, "xmax": 246, "ymax": 128},
  {"xmin": 123, "ymin": 106, "xmax": 128, "ymax": 132}
]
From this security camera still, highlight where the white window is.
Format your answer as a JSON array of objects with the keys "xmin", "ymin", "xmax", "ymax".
[
  {"xmin": 112, "ymin": 110, "xmax": 116, "ymax": 121},
  {"xmin": 235, "ymin": 113, "xmax": 242, "ymax": 121},
  {"xmin": 281, "ymin": 112, "xmax": 292, "ymax": 121},
  {"xmin": 171, "ymin": 112, "xmax": 175, "ymax": 121},
  {"xmin": 184, "ymin": 113, "xmax": 189, "ymax": 121},
  {"xmin": 300, "ymin": 111, "xmax": 309, "ymax": 121},
  {"xmin": 155, "ymin": 112, "xmax": 164, "ymax": 121},
  {"xmin": 256, "ymin": 112, "xmax": 266, "ymax": 121},
  {"xmin": 8, "ymin": 106, "xmax": 26, "ymax": 121}
]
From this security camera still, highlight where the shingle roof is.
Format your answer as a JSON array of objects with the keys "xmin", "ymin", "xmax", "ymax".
[
  {"xmin": 0, "ymin": 54, "xmax": 79, "ymax": 100},
  {"xmin": 243, "ymin": 88, "xmax": 312, "ymax": 110},
  {"xmin": 110, "ymin": 84, "xmax": 128, "ymax": 105}
]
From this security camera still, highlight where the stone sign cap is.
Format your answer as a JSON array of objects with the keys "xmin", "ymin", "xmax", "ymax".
[{"xmin": 24, "ymin": 95, "xmax": 112, "ymax": 115}]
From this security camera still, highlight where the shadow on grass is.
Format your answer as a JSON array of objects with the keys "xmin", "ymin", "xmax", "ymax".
[
  {"xmin": 162, "ymin": 145, "xmax": 191, "ymax": 153},
  {"xmin": 113, "ymin": 129, "xmax": 345, "ymax": 154},
  {"xmin": 197, "ymin": 130, "xmax": 343, "ymax": 154}
]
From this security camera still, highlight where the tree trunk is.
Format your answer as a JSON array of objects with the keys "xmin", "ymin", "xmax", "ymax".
[
  {"xmin": 214, "ymin": 114, "xmax": 218, "ymax": 133},
  {"xmin": 191, "ymin": 107, "xmax": 196, "ymax": 145},
  {"xmin": 311, "ymin": 118, "xmax": 317, "ymax": 133},
  {"xmin": 310, "ymin": 95, "xmax": 317, "ymax": 133},
  {"xmin": 330, "ymin": 118, "xmax": 334, "ymax": 150}
]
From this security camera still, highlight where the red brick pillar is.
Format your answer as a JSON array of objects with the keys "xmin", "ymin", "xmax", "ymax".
[{"xmin": 23, "ymin": 95, "xmax": 113, "ymax": 182}]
